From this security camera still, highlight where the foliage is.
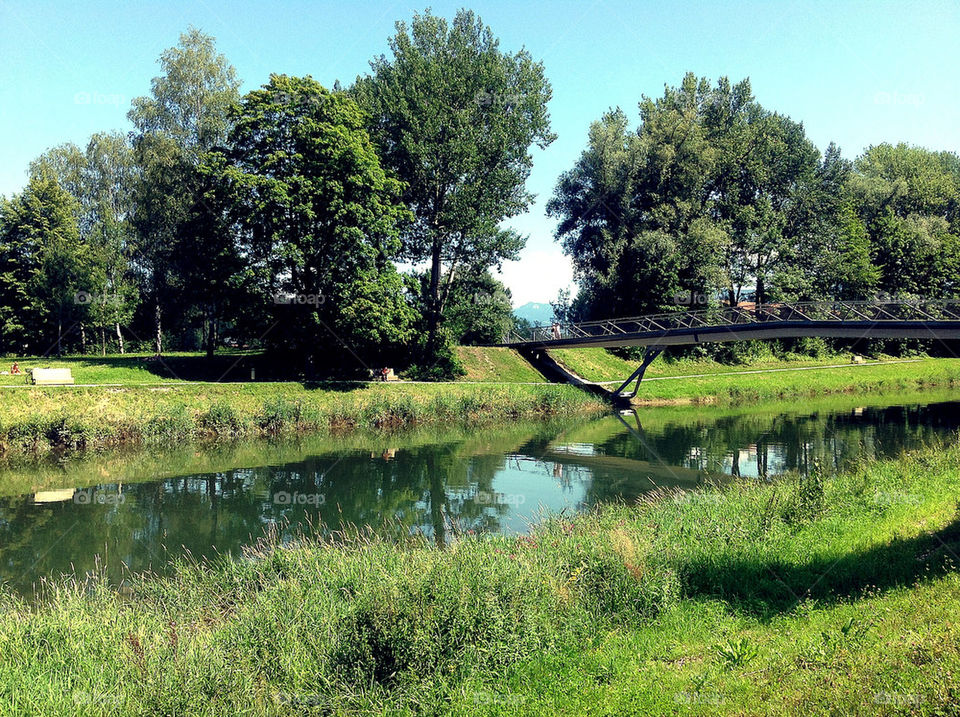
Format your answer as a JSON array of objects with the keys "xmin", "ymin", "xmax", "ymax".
[
  {"xmin": 0, "ymin": 172, "xmax": 86, "ymax": 355},
  {"xmin": 217, "ymin": 74, "xmax": 415, "ymax": 372},
  {"xmin": 128, "ymin": 27, "xmax": 241, "ymax": 355},
  {"xmin": 354, "ymin": 9, "xmax": 555, "ymax": 351}
]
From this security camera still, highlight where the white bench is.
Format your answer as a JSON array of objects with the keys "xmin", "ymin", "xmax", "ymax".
[{"xmin": 29, "ymin": 368, "xmax": 75, "ymax": 385}]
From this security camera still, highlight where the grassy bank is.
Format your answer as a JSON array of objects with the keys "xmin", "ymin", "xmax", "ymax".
[
  {"xmin": 454, "ymin": 346, "xmax": 546, "ymax": 382},
  {"xmin": 2, "ymin": 438, "xmax": 959, "ymax": 713},
  {"xmin": 0, "ymin": 382, "xmax": 603, "ymax": 455},
  {"xmin": 0, "ymin": 348, "xmax": 547, "ymax": 386},
  {"xmin": 549, "ymin": 346, "xmax": 885, "ymax": 382},
  {"xmin": 630, "ymin": 357, "xmax": 960, "ymax": 405},
  {"xmin": 2, "ymin": 349, "xmax": 959, "ymax": 454}
]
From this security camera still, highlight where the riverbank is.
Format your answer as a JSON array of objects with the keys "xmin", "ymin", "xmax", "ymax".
[
  {"xmin": 0, "ymin": 382, "xmax": 605, "ymax": 454},
  {"xmin": 630, "ymin": 357, "xmax": 960, "ymax": 405},
  {"xmin": 2, "ymin": 437, "xmax": 958, "ymax": 713},
  {"xmin": 1, "ymin": 352, "xmax": 959, "ymax": 454}
]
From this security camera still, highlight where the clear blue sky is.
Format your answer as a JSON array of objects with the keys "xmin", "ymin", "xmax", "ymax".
[{"xmin": 2, "ymin": 0, "xmax": 958, "ymax": 305}]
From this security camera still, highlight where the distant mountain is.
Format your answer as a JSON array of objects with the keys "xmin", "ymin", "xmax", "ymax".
[{"xmin": 513, "ymin": 301, "xmax": 553, "ymax": 325}]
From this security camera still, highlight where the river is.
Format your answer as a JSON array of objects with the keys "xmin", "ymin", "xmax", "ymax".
[{"xmin": 0, "ymin": 389, "xmax": 957, "ymax": 596}]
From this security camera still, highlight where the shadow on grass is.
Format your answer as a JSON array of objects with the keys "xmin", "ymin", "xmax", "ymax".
[
  {"xmin": 20, "ymin": 353, "xmax": 376, "ymax": 388},
  {"xmin": 678, "ymin": 511, "xmax": 960, "ymax": 617}
]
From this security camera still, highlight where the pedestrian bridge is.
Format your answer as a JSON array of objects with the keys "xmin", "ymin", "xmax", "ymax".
[{"xmin": 499, "ymin": 300, "xmax": 960, "ymax": 401}]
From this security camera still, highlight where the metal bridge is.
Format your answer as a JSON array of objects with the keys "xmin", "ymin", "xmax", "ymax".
[{"xmin": 500, "ymin": 300, "xmax": 960, "ymax": 401}]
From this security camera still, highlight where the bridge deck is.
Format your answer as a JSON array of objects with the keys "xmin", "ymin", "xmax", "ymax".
[{"xmin": 500, "ymin": 300, "xmax": 960, "ymax": 349}]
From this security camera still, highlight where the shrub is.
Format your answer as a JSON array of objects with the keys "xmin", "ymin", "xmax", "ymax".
[
  {"xmin": 199, "ymin": 402, "xmax": 245, "ymax": 437},
  {"xmin": 257, "ymin": 398, "xmax": 304, "ymax": 433}
]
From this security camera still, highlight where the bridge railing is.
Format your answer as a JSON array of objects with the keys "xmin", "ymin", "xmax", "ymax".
[{"xmin": 503, "ymin": 300, "xmax": 960, "ymax": 345}]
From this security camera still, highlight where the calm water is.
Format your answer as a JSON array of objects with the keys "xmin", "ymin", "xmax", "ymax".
[{"xmin": 1, "ymin": 392, "xmax": 958, "ymax": 595}]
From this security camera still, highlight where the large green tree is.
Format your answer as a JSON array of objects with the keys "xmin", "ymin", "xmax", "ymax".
[
  {"xmin": 0, "ymin": 172, "xmax": 87, "ymax": 355},
  {"xmin": 128, "ymin": 27, "xmax": 240, "ymax": 355},
  {"xmin": 550, "ymin": 74, "xmax": 830, "ymax": 318},
  {"xmin": 354, "ymin": 9, "xmax": 555, "ymax": 353},
  {"xmin": 848, "ymin": 143, "xmax": 960, "ymax": 298},
  {"xmin": 216, "ymin": 74, "xmax": 414, "ymax": 372},
  {"xmin": 30, "ymin": 133, "xmax": 139, "ymax": 354}
]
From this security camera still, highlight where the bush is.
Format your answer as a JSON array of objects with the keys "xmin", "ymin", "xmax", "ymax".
[
  {"xmin": 405, "ymin": 338, "xmax": 466, "ymax": 381},
  {"xmin": 199, "ymin": 402, "xmax": 245, "ymax": 436},
  {"xmin": 257, "ymin": 397, "xmax": 304, "ymax": 433},
  {"xmin": 143, "ymin": 404, "xmax": 194, "ymax": 440}
]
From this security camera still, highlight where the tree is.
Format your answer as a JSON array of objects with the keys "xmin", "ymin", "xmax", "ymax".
[
  {"xmin": 550, "ymin": 74, "xmax": 825, "ymax": 318},
  {"xmin": 128, "ymin": 27, "xmax": 239, "ymax": 158},
  {"xmin": 216, "ymin": 74, "xmax": 414, "ymax": 372},
  {"xmin": 437, "ymin": 270, "xmax": 515, "ymax": 345},
  {"xmin": 848, "ymin": 143, "xmax": 960, "ymax": 298},
  {"xmin": 128, "ymin": 27, "xmax": 240, "ymax": 355},
  {"xmin": 0, "ymin": 172, "xmax": 86, "ymax": 355},
  {"xmin": 354, "ymin": 9, "xmax": 555, "ymax": 354},
  {"xmin": 31, "ymin": 133, "xmax": 139, "ymax": 354}
]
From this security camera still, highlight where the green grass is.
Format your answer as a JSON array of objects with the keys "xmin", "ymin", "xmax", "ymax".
[
  {"xmin": 3, "ymin": 349, "xmax": 960, "ymax": 456},
  {"xmin": 0, "ymin": 351, "xmax": 264, "ymax": 386},
  {"xmin": 551, "ymin": 346, "xmax": 905, "ymax": 383},
  {"xmin": 0, "ymin": 381, "xmax": 604, "ymax": 454},
  {"xmin": 454, "ymin": 346, "xmax": 546, "ymax": 382},
  {"xmin": 631, "ymin": 357, "xmax": 960, "ymax": 405},
  {"xmin": 2, "ymin": 439, "xmax": 960, "ymax": 713},
  {"xmin": 0, "ymin": 348, "xmax": 547, "ymax": 386}
]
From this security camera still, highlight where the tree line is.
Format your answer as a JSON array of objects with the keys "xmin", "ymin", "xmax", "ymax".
[
  {"xmin": 2, "ymin": 15, "xmax": 958, "ymax": 376},
  {"xmin": 549, "ymin": 73, "xmax": 960, "ymax": 323},
  {"xmin": 0, "ymin": 12, "xmax": 540, "ymax": 377}
]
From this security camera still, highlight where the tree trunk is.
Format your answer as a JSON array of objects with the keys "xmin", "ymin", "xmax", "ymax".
[
  {"xmin": 115, "ymin": 323, "xmax": 124, "ymax": 355},
  {"xmin": 205, "ymin": 307, "xmax": 215, "ymax": 359},
  {"xmin": 80, "ymin": 323, "xmax": 86, "ymax": 355},
  {"xmin": 154, "ymin": 299, "xmax": 162, "ymax": 357},
  {"xmin": 426, "ymin": 243, "xmax": 443, "ymax": 350},
  {"xmin": 101, "ymin": 326, "xmax": 106, "ymax": 356}
]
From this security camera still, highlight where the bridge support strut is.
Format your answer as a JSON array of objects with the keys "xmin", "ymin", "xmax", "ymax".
[{"xmin": 615, "ymin": 346, "xmax": 664, "ymax": 399}]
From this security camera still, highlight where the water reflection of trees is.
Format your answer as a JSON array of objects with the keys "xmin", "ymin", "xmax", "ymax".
[
  {"xmin": 2, "ymin": 401, "xmax": 957, "ymax": 596},
  {"xmin": 596, "ymin": 402, "xmax": 960, "ymax": 481},
  {"xmin": 0, "ymin": 432, "xmax": 540, "ymax": 594}
]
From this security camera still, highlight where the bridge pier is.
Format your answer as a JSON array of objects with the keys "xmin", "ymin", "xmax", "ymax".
[{"xmin": 614, "ymin": 346, "xmax": 664, "ymax": 400}]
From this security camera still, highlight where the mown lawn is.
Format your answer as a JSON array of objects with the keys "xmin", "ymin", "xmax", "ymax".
[
  {"xmin": 2, "ymin": 438, "xmax": 959, "ymax": 714},
  {"xmin": 454, "ymin": 346, "xmax": 545, "ymax": 382},
  {"xmin": 631, "ymin": 357, "xmax": 960, "ymax": 404},
  {"xmin": 550, "ymin": 346, "xmax": 911, "ymax": 383}
]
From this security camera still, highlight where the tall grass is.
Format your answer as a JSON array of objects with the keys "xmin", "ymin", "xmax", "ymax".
[{"xmin": 0, "ymin": 383, "xmax": 604, "ymax": 455}]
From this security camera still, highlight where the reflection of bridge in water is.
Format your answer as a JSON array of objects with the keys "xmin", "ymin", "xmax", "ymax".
[{"xmin": 500, "ymin": 300, "xmax": 960, "ymax": 400}]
